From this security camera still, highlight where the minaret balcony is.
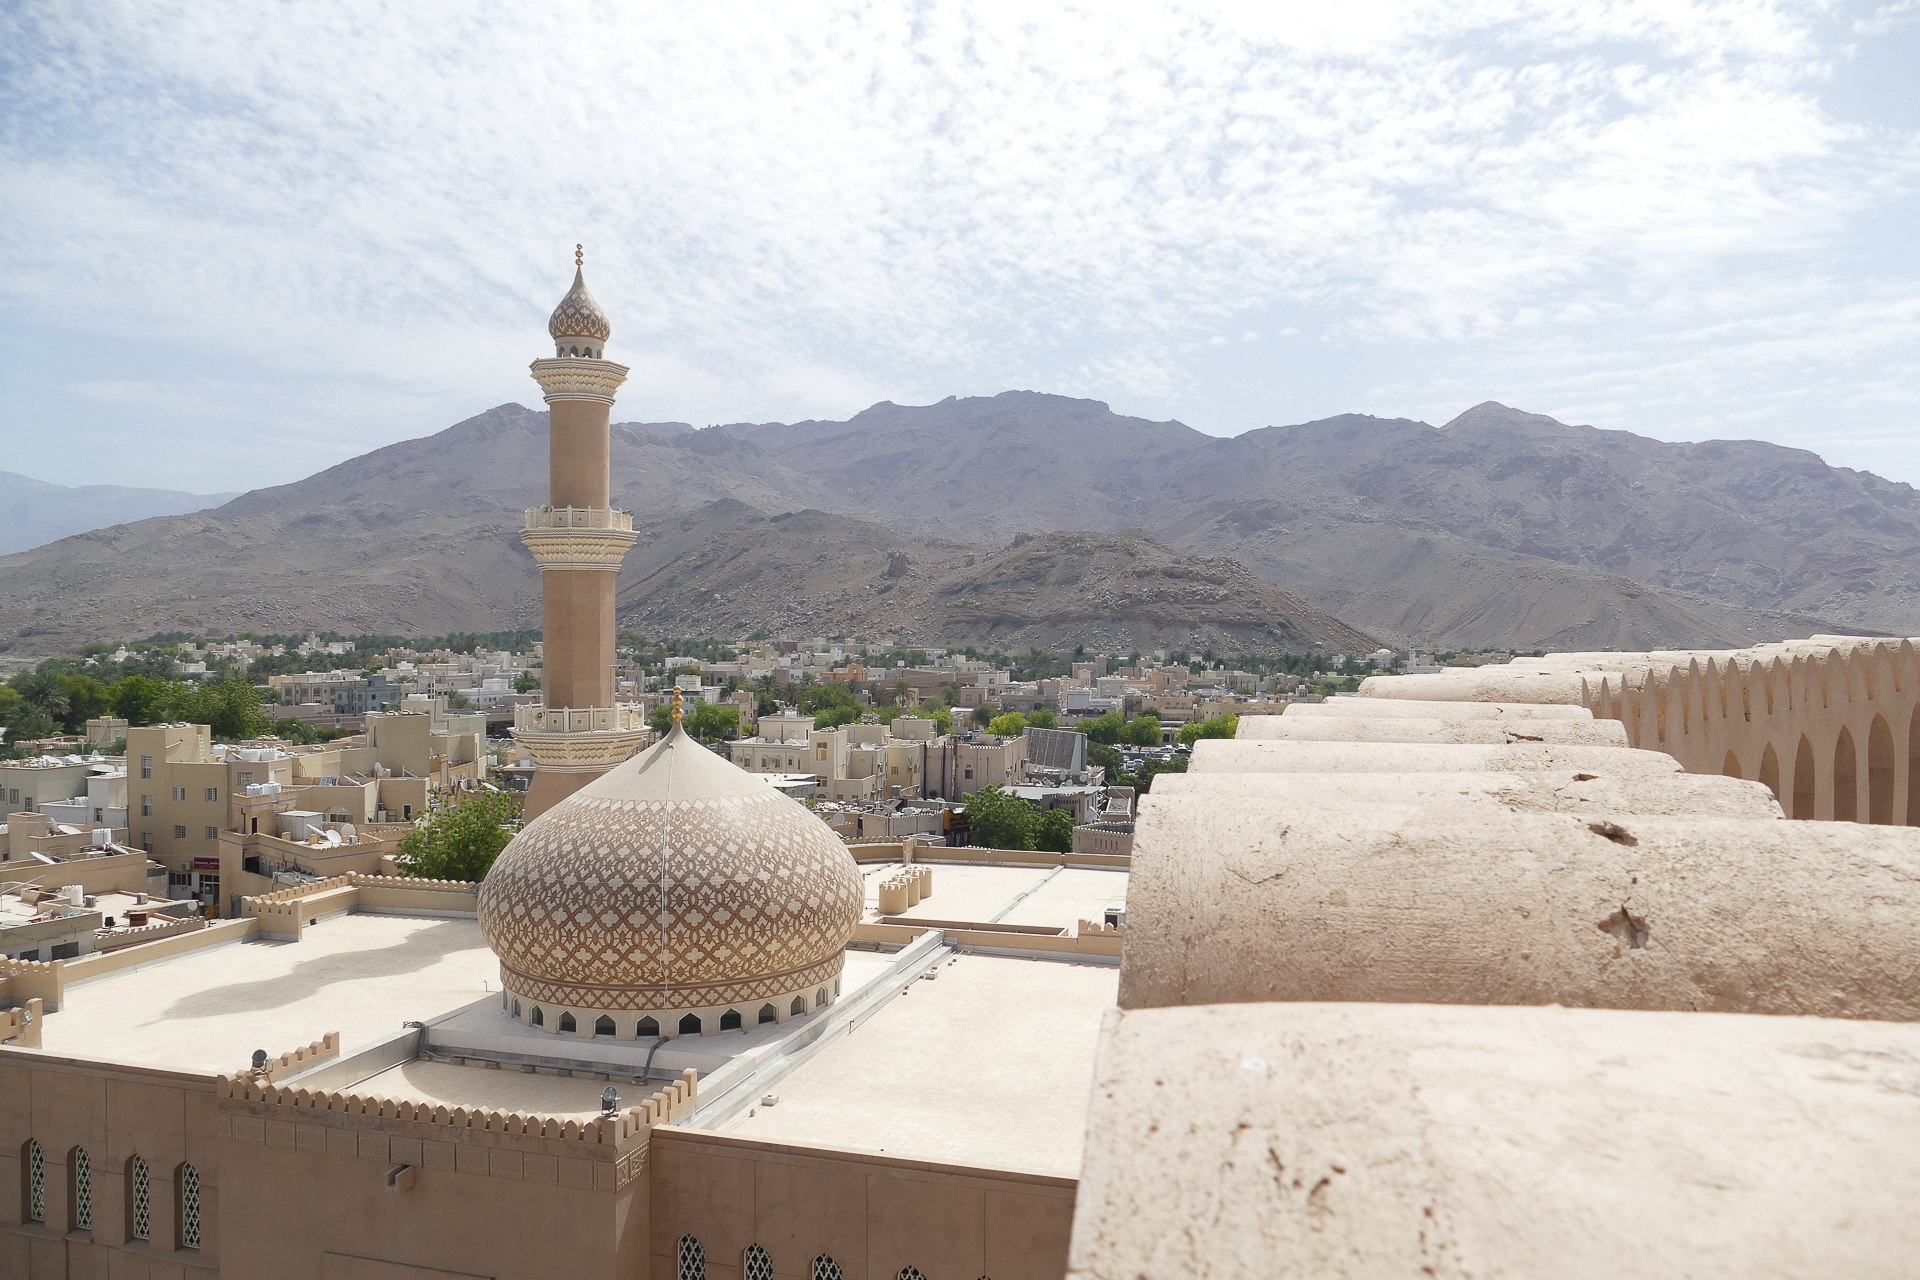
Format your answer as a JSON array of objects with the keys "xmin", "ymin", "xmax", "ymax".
[
  {"xmin": 528, "ymin": 356, "xmax": 629, "ymax": 405},
  {"xmin": 519, "ymin": 507, "xmax": 639, "ymax": 571},
  {"xmin": 513, "ymin": 702, "xmax": 648, "ymax": 734}
]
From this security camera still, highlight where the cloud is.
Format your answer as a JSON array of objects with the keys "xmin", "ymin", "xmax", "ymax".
[{"xmin": 0, "ymin": 0, "xmax": 1916, "ymax": 486}]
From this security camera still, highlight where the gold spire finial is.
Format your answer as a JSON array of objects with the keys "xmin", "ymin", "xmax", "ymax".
[
  {"xmin": 670, "ymin": 686, "xmax": 684, "ymax": 727},
  {"xmin": 575, "ymin": 243, "xmax": 583, "ymax": 268}
]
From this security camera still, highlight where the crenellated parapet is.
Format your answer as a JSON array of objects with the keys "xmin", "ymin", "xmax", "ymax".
[
  {"xmin": 520, "ymin": 504, "xmax": 640, "ymax": 571},
  {"xmin": 214, "ymin": 1065, "xmax": 697, "ymax": 1193}
]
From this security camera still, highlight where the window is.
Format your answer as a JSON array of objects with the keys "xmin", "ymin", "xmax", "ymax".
[
  {"xmin": 813, "ymin": 1256, "xmax": 843, "ymax": 1280},
  {"xmin": 678, "ymin": 1236, "xmax": 706, "ymax": 1280},
  {"xmin": 24, "ymin": 1138, "xmax": 45, "ymax": 1222},
  {"xmin": 531, "ymin": 1007, "xmax": 544, "ymax": 1026},
  {"xmin": 744, "ymin": 1244, "xmax": 773, "ymax": 1280},
  {"xmin": 50, "ymin": 942, "xmax": 79, "ymax": 960},
  {"xmin": 900, "ymin": 1269, "xmax": 928, "ymax": 1280},
  {"xmin": 512, "ymin": 999, "xmax": 521, "ymax": 1019},
  {"xmin": 173, "ymin": 787, "xmax": 187, "ymax": 802},
  {"xmin": 71, "ymin": 1147, "xmax": 91, "ymax": 1231},
  {"xmin": 174, "ymin": 825, "xmax": 187, "ymax": 840},
  {"xmin": 179, "ymin": 1163, "xmax": 201, "ymax": 1250},
  {"xmin": 141, "ymin": 795, "xmax": 152, "ymax": 816},
  {"xmin": 678, "ymin": 1013, "xmax": 702, "ymax": 1035},
  {"xmin": 140, "ymin": 834, "xmax": 153, "ymax": 852},
  {"xmin": 791, "ymin": 996, "xmax": 806, "ymax": 1016},
  {"xmin": 129, "ymin": 1155, "xmax": 151, "ymax": 1240},
  {"xmin": 141, "ymin": 756, "xmax": 152, "ymax": 779},
  {"xmin": 595, "ymin": 1014, "xmax": 615, "ymax": 1036},
  {"xmin": 758, "ymin": 1003, "xmax": 777, "ymax": 1024},
  {"xmin": 205, "ymin": 826, "xmax": 218, "ymax": 840},
  {"xmin": 816, "ymin": 987, "xmax": 827, "ymax": 1007},
  {"xmin": 7, "ymin": 789, "xmax": 16, "ymax": 805},
  {"xmin": 236, "ymin": 771, "xmax": 253, "ymax": 786},
  {"xmin": 204, "ymin": 787, "xmax": 218, "ymax": 802},
  {"xmin": 558, "ymin": 1012, "xmax": 576, "ymax": 1033},
  {"xmin": 638, "ymin": 1016, "xmax": 659, "ymax": 1037}
]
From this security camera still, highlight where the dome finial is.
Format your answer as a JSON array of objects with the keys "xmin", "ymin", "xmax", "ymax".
[
  {"xmin": 671, "ymin": 686, "xmax": 685, "ymax": 726},
  {"xmin": 575, "ymin": 243, "xmax": 583, "ymax": 269}
]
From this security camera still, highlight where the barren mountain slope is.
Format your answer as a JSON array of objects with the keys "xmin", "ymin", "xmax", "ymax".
[
  {"xmin": 615, "ymin": 504, "xmax": 1378, "ymax": 655},
  {"xmin": 0, "ymin": 473, "xmax": 241, "ymax": 556}
]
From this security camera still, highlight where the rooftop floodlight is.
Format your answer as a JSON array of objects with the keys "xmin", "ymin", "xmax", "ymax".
[
  {"xmin": 601, "ymin": 1086, "xmax": 620, "ymax": 1115},
  {"xmin": 250, "ymin": 1049, "xmax": 268, "ymax": 1074}
]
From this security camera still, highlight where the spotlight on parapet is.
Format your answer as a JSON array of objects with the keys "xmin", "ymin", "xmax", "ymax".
[{"xmin": 601, "ymin": 1086, "xmax": 620, "ymax": 1115}]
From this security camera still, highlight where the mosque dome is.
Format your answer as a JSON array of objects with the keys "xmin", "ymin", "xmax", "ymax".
[
  {"xmin": 547, "ymin": 258, "xmax": 611, "ymax": 352},
  {"xmin": 476, "ymin": 721, "xmax": 865, "ymax": 1037}
]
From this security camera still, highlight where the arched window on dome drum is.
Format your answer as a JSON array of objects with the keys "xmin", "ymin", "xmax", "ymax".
[
  {"xmin": 813, "ymin": 1254, "xmax": 844, "ymax": 1280},
  {"xmin": 758, "ymin": 1003, "xmax": 777, "ymax": 1024},
  {"xmin": 559, "ymin": 1012, "xmax": 577, "ymax": 1033},
  {"xmin": 791, "ymin": 996, "xmax": 806, "ymax": 1016},
  {"xmin": 512, "ymin": 999, "xmax": 521, "ymax": 1019},
  {"xmin": 595, "ymin": 1014, "xmax": 616, "ymax": 1036},
  {"xmin": 816, "ymin": 987, "xmax": 827, "ymax": 1007},
  {"xmin": 679, "ymin": 1013, "xmax": 702, "ymax": 1035},
  {"xmin": 744, "ymin": 1243, "xmax": 772, "ymax": 1280},
  {"xmin": 834, "ymin": 978, "xmax": 840, "ymax": 996},
  {"xmin": 678, "ymin": 1235, "xmax": 706, "ymax": 1280},
  {"xmin": 638, "ymin": 1016, "xmax": 660, "ymax": 1037},
  {"xmin": 23, "ymin": 1138, "xmax": 45, "ymax": 1222},
  {"xmin": 720, "ymin": 1009, "xmax": 742, "ymax": 1031},
  {"xmin": 531, "ymin": 1007, "xmax": 544, "ymax": 1027}
]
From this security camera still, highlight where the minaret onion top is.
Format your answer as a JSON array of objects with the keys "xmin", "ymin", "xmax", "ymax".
[{"xmin": 548, "ymin": 244, "xmax": 611, "ymax": 350}]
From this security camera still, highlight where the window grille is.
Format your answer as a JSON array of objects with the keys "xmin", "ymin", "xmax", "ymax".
[
  {"xmin": 813, "ymin": 1256, "xmax": 844, "ymax": 1280},
  {"xmin": 678, "ymin": 1235, "xmax": 706, "ymax": 1280},
  {"xmin": 900, "ymin": 1269, "xmax": 928, "ymax": 1280},
  {"xmin": 205, "ymin": 826, "xmax": 218, "ymax": 840},
  {"xmin": 129, "ymin": 1156, "xmax": 151, "ymax": 1240},
  {"xmin": 744, "ymin": 1244, "xmax": 773, "ymax": 1280},
  {"xmin": 173, "ymin": 787, "xmax": 186, "ymax": 801},
  {"xmin": 180, "ymin": 1163, "xmax": 201, "ymax": 1249},
  {"xmin": 205, "ymin": 787, "xmax": 218, "ymax": 802},
  {"xmin": 25, "ymin": 1139, "xmax": 45, "ymax": 1222},
  {"xmin": 173, "ymin": 825, "xmax": 187, "ymax": 839},
  {"xmin": 72, "ymin": 1147, "xmax": 91, "ymax": 1231}
]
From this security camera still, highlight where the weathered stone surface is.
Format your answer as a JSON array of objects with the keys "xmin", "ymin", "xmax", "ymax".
[
  {"xmin": 1284, "ymin": 698, "xmax": 1592, "ymax": 720},
  {"xmin": 1068, "ymin": 1002, "xmax": 1920, "ymax": 1280},
  {"xmin": 1158, "ymin": 768, "xmax": 1784, "ymax": 821},
  {"xmin": 1236, "ymin": 715, "xmax": 1629, "ymax": 746},
  {"xmin": 1193, "ymin": 738, "xmax": 1678, "ymax": 776}
]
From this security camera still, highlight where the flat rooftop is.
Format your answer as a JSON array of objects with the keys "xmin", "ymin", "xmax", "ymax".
[
  {"xmin": 34, "ymin": 913, "xmax": 498, "ymax": 1074},
  {"xmin": 857, "ymin": 862, "xmax": 1127, "ymax": 929},
  {"xmin": 717, "ymin": 953, "xmax": 1116, "ymax": 1177}
]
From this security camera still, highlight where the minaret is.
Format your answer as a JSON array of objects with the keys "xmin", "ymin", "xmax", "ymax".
[{"xmin": 514, "ymin": 247, "xmax": 651, "ymax": 819}]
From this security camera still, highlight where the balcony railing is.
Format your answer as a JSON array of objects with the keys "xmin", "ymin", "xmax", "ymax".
[
  {"xmin": 513, "ymin": 703, "xmax": 647, "ymax": 734},
  {"xmin": 522, "ymin": 506, "xmax": 634, "ymax": 532}
]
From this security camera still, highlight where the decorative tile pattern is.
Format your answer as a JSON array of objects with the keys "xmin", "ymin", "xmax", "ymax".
[
  {"xmin": 25, "ymin": 1139, "xmax": 44, "ymax": 1222},
  {"xmin": 679, "ymin": 1235, "xmax": 706, "ymax": 1280},
  {"xmin": 130, "ymin": 1156, "xmax": 151, "ymax": 1241},
  {"xmin": 813, "ymin": 1255, "xmax": 843, "ymax": 1280},
  {"xmin": 745, "ymin": 1244, "xmax": 773, "ymax": 1280},
  {"xmin": 180, "ymin": 1163, "xmax": 201, "ymax": 1250},
  {"xmin": 549, "ymin": 268, "xmax": 611, "ymax": 341},
  {"xmin": 478, "ymin": 788, "xmax": 864, "ymax": 1016}
]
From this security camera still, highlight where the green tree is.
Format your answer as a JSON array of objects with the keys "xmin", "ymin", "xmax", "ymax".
[
  {"xmin": 1083, "ymin": 711, "xmax": 1126, "ymax": 744},
  {"xmin": 686, "ymin": 702, "xmax": 740, "ymax": 742},
  {"xmin": 1087, "ymin": 741, "xmax": 1123, "ymax": 775},
  {"xmin": 963, "ymin": 784, "xmax": 1036, "ymax": 851},
  {"xmin": 1123, "ymin": 712, "xmax": 1163, "ymax": 747},
  {"xmin": 1177, "ymin": 713, "xmax": 1238, "ymax": 745},
  {"xmin": 987, "ymin": 711, "xmax": 1027, "ymax": 737},
  {"xmin": 514, "ymin": 672, "xmax": 540, "ymax": 693},
  {"xmin": 397, "ymin": 789, "xmax": 522, "ymax": 881},
  {"xmin": 971, "ymin": 703, "xmax": 998, "ymax": 728},
  {"xmin": 908, "ymin": 703, "xmax": 953, "ymax": 734},
  {"xmin": 1133, "ymin": 757, "xmax": 1188, "ymax": 793},
  {"xmin": 445, "ymin": 691, "xmax": 472, "ymax": 710},
  {"xmin": 1025, "ymin": 708, "xmax": 1058, "ymax": 730},
  {"xmin": 273, "ymin": 717, "xmax": 320, "ymax": 745},
  {"xmin": 1034, "ymin": 807, "xmax": 1076, "ymax": 853}
]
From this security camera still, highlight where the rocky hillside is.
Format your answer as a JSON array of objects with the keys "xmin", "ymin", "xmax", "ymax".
[
  {"xmin": 0, "ymin": 471, "xmax": 238, "ymax": 555},
  {"xmin": 1, "ymin": 392, "xmax": 1910, "ymax": 654}
]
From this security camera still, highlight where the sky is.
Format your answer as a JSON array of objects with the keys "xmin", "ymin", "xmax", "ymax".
[{"xmin": 1, "ymin": 0, "xmax": 1917, "ymax": 493}]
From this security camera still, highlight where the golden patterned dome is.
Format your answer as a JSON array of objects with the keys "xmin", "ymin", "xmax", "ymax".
[
  {"xmin": 547, "ymin": 264, "xmax": 611, "ymax": 344},
  {"xmin": 476, "ymin": 723, "xmax": 864, "ymax": 1033}
]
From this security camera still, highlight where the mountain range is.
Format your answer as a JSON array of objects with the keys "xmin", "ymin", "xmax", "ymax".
[
  {"xmin": 0, "ymin": 392, "xmax": 1913, "ymax": 654},
  {"xmin": 0, "ymin": 471, "xmax": 239, "ymax": 556}
]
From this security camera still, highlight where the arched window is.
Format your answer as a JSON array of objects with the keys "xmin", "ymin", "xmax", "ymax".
[
  {"xmin": 1758, "ymin": 742, "xmax": 1782, "ymax": 807},
  {"xmin": 899, "ymin": 1268, "xmax": 928, "ymax": 1280},
  {"xmin": 1721, "ymin": 751, "xmax": 1741, "ymax": 778},
  {"xmin": 1834, "ymin": 728, "xmax": 1859, "ymax": 822},
  {"xmin": 638, "ymin": 1016, "xmax": 660, "ymax": 1037},
  {"xmin": 791, "ymin": 996, "xmax": 806, "ymax": 1016},
  {"xmin": 559, "ymin": 1012, "xmax": 577, "ymax": 1033},
  {"xmin": 1792, "ymin": 735, "xmax": 1816, "ymax": 820},
  {"xmin": 23, "ymin": 1138, "xmax": 45, "ymax": 1222},
  {"xmin": 758, "ymin": 1003, "xmax": 777, "ymax": 1024},
  {"xmin": 720, "ymin": 1009, "xmax": 742, "ymax": 1031},
  {"xmin": 678, "ymin": 1234, "xmax": 706, "ymax": 1280},
  {"xmin": 744, "ymin": 1244, "xmax": 773, "ymax": 1280},
  {"xmin": 815, "ymin": 987, "xmax": 827, "ymax": 1007},
  {"xmin": 1867, "ymin": 714, "xmax": 1894, "ymax": 825},
  {"xmin": 1909, "ymin": 707, "xmax": 1920, "ymax": 827},
  {"xmin": 178, "ymin": 1163, "xmax": 201, "ymax": 1250},
  {"xmin": 678, "ymin": 1013, "xmax": 702, "ymax": 1035},
  {"xmin": 512, "ymin": 998, "xmax": 521, "ymax": 1019},
  {"xmin": 531, "ymin": 1006, "xmax": 544, "ymax": 1027},
  {"xmin": 833, "ymin": 978, "xmax": 840, "ymax": 996},
  {"xmin": 71, "ymin": 1146, "xmax": 92, "ymax": 1231},
  {"xmin": 128, "ymin": 1155, "xmax": 151, "ymax": 1241},
  {"xmin": 595, "ymin": 1014, "xmax": 616, "ymax": 1036},
  {"xmin": 813, "ymin": 1255, "xmax": 844, "ymax": 1280}
]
